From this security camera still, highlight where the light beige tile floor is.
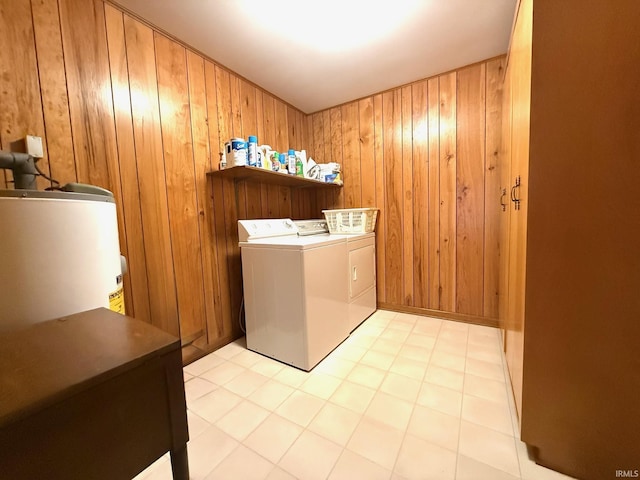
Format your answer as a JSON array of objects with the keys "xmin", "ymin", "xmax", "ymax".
[{"xmin": 134, "ymin": 310, "xmax": 575, "ymax": 480}]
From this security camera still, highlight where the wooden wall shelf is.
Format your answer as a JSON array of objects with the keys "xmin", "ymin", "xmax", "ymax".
[{"xmin": 207, "ymin": 166, "xmax": 341, "ymax": 189}]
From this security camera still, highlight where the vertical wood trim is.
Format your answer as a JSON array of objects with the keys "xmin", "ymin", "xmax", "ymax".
[
  {"xmin": 214, "ymin": 65, "xmax": 242, "ymax": 336},
  {"xmin": 341, "ymin": 102, "xmax": 360, "ymax": 208},
  {"xmin": 123, "ymin": 15, "xmax": 179, "ymax": 335},
  {"xmin": 358, "ymin": 97, "xmax": 376, "ymax": 208},
  {"xmin": 240, "ymin": 81, "xmax": 261, "ymax": 219},
  {"xmin": 186, "ymin": 50, "xmax": 223, "ymax": 343},
  {"xmin": 383, "ymin": 90, "xmax": 403, "ymax": 304},
  {"xmin": 155, "ymin": 33, "xmax": 206, "ymax": 341},
  {"xmin": 287, "ymin": 105, "xmax": 301, "ymax": 218},
  {"xmin": 438, "ymin": 71, "xmax": 457, "ymax": 312},
  {"xmin": 31, "ymin": 0, "xmax": 77, "ymax": 185},
  {"xmin": 274, "ymin": 100, "xmax": 288, "ymax": 153},
  {"xmin": 256, "ymin": 90, "xmax": 270, "ymax": 218},
  {"xmin": 330, "ymin": 107, "xmax": 344, "ymax": 208},
  {"xmin": 59, "ymin": 0, "xmax": 112, "ymax": 188},
  {"xmin": 456, "ymin": 63, "xmax": 486, "ymax": 316},
  {"xmin": 263, "ymin": 94, "xmax": 280, "ymax": 217},
  {"xmin": 412, "ymin": 80, "xmax": 429, "ymax": 308},
  {"xmin": 286, "ymin": 106, "xmax": 298, "ymax": 149},
  {"xmin": 230, "ymin": 74, "xmax": 242, "ymax": 137},
  {"xmin": 484, "ymin": 58, "xmax": 504, "ymax": 319},
  {"xmin": 205, "ymin": 59, "xmax": 232, "ymax": 339},
  {"xmin": 373, "ymin": 94, "xmax": 386, "ymax": 303},
  {"xmin": 104, "ymin": 3, "xmax": 151, "ymax": 322},
  {"xmin": 312, "ymin": 113, "xmax": 325, "ymax": 163},
  {"xmin": 401, "ymin": 85, "xmax": 414, "ymax": 305},
  {"xmin": 0, "ymin": 0, "xmax": 49, "ymax": 189},
  {"xmin": 312, "ymin": 113, "xmax": 327, "ymax": 210},
  {"xmin": 427, "ymin": 77, "xmax": 441, "ymax": 310},
  {"xmin": 274, "ymin": 99, "xmax": 291, "ymax": 216}
]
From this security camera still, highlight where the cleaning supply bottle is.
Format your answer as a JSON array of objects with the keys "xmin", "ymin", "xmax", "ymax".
[
  {"xmin": 279, "ymin": 153, "xmax": 287, "ymax": 173},
  {"xmin": 247, "ymin": 135, "xmax": 258, "ymax": 167},
  {"xmin": 287, "ymin": 149, "xmax": 296, "ymax": 175},
  {"xmin": 271, "ymin": 151, "xmax": 280, "ymax": 171},
  {"xmin": 295, "ymin": 153, "xmax": 303, "ymax": 177}
]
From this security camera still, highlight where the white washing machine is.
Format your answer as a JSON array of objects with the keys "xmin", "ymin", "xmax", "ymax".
[
  {"xmin": 238, "ymin": 219, "xmax": 376, "ymax": 370},
  {"xmin": 239, "ymin": 219, "xmax": 349, "ymax": 371}
]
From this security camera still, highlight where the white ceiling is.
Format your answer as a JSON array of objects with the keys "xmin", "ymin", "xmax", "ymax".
[{"xmin": 114, "ymin": 0, "xmax": 517, "ymax": 113}]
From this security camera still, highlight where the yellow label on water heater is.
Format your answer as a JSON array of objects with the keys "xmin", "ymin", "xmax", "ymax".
[{"xmin": 108, "ymin": 285, "xmax": 125, "ymax": 315}]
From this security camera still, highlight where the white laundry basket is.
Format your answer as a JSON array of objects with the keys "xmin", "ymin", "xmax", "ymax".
[{"xmin": 322, "ymin": 208, "xmax": 378, "ymax": 234}]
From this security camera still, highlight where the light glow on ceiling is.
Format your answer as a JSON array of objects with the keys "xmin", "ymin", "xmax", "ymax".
[{"xmin": 240, "ymin": 0, "xmax": 422, "ymax": 52}]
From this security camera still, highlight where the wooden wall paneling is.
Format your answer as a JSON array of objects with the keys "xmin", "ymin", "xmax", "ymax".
[
  {"xmin": 61, "ymin": 0, "xmax": 132, "ymax": 316},
  {"xmin": 229, "ymin": 75, "xmax": 243, "ymax": 137},
  {"xmin": 59, "ymin": 0, "xmax": 111, "ymax": 189},
  {"xmin": 204, "ymin": 60, "xmax": 233, "ymax": 340},
  {"xmin": 438, "ymin": 72, "xmax": 457, "ymax": 312},
  {"xmin": 300, "ymin": 110, "xmax": 310, "ymax": 152},
  {"xmin": 278, "ymin": 185, "xmax": 292, "ymax": 218},
  {"xmin": 31, "ymin": 0, "xmax": 77, "ymax": 185},
  {"xmin": 358, "ymin": 98, "xmax": 376, "ymax": 208},
  {"xmin": 455, "ymin": 64, "xmax": 486, "ymax": 316},
  {"xmin": 329, "ymin": 107, "xmax": 344, "ymax": 208},
  {"xmin": 123, "ymin": 15, "xmax": 179, "ymax": 336},
  {"xmin": 262, "ymin": 94, "xmax": 276, "ymax": 149},
  {"xmin": 301, "ymin": 114, "xmax": 319, "ymax": 217},
  {"xmin": 307, "ymin": 113, "xmax": 324, "ymax": 163},
  {"xmin": 214, "ymin": 65, "xmax": 237, "ymax": 241},
  {"xmin": 214, "ymin": 65, "xmax": 242, "ymax": 336},
  {"xmin": 0, "ymin": 0, "xmax": 49, "ymax": 190},
  {"xmin": 229, "ymin": 75, "xmax": 247, "ymax": 220},
  {"xmin": 341, "ymin": 102, "xmax": 360, "ymax": 208},
  {"xmin": 427, "ymin": 78, "xmax": 441, "ymax": 310},
  {"xmin": 411, "ymin": 81, "xmax": 429, "ymax": 308},
  {"xmin": 256, "ymin": 90, "xmax": 270, "ymax": 218},
  {"xmin": 297, "ymin": 110, "xmax": 313, "ymax": 217},
  {"xmin": 274, "ymin": 100, "xmax": 288, "ymax": 153},
  {"xmin": 240, "ymin": 80, "xmax": 261, "ymax": 220},
  {"xmin": 322, "ymin": 110, "xmax": 332, "ymax": 163},
  {"xmin": 104, "ymin": 4, "xmax": 150, "ymax": 322},
  {"xmin": 262, "ymin": 94, "xmax": 280, "ymax": 217},
  {"xmin": 274, "ymin": 100, "xmax": 291, "ymax": 217},
  {"xmin": 288, "ymin": 106, "xmax": 302, "ymax": 218},
  {"xmin": 287, "ymin": 106, "xmax": 298, "ymax": 149},
  {"xmin": 311, "ymin": 113, "xmax": 327, "ymax": 211},
  {"xmin": 383, "ymin": 90, "xmax": 403, "ymax": 304},
  {"xmin": 186, "ymin": 50, "xmax": 224, "ymax": 345},
  {"xmin": 401, "ymin": 85, "xmax": 414, "ymax": 305},
  {"xmin": 155, "ymin": 34, "xmax": 206, "ymax": 343},
  {"xmin": 373, "ymin": 94, "xmax": 386, "ymax": 303},
  {"xmin": 321, "ymin": 108, "xmax": 334, "ymax": 215},
  {"xmin": 483, "ymin": 57, "xmax": 504, "ymax": 319}
]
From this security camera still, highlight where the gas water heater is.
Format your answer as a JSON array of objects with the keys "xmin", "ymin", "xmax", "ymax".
[{"xmin": 0, "ymin": 151, "xmax": 126, "ymax": 332}]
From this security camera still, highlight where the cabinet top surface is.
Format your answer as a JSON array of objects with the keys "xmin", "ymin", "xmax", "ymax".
[{"xmin": 0, "ymin": 308, "xmax": 180, "ymax": 425}]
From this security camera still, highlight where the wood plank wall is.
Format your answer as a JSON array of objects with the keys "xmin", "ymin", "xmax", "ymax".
[
  {"xmin": 1, "ymin": 0, "xmax": 504, "ymax": 356},
  {"xmin": 306, "ymin": 57, "xmax": 505, "ymax": 320},
  {"xmin": 0, "ymin": 0, "xmax": 313, "ymax": 356}
]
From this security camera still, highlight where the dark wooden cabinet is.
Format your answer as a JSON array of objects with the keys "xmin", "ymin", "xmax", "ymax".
[
  {"xmin": 0, "ymin": 308, "xmax": 189, "ymax": 480},
  {"xmin": 500, "ymin": 1, "xmax": 640, "ymax": 478}
]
